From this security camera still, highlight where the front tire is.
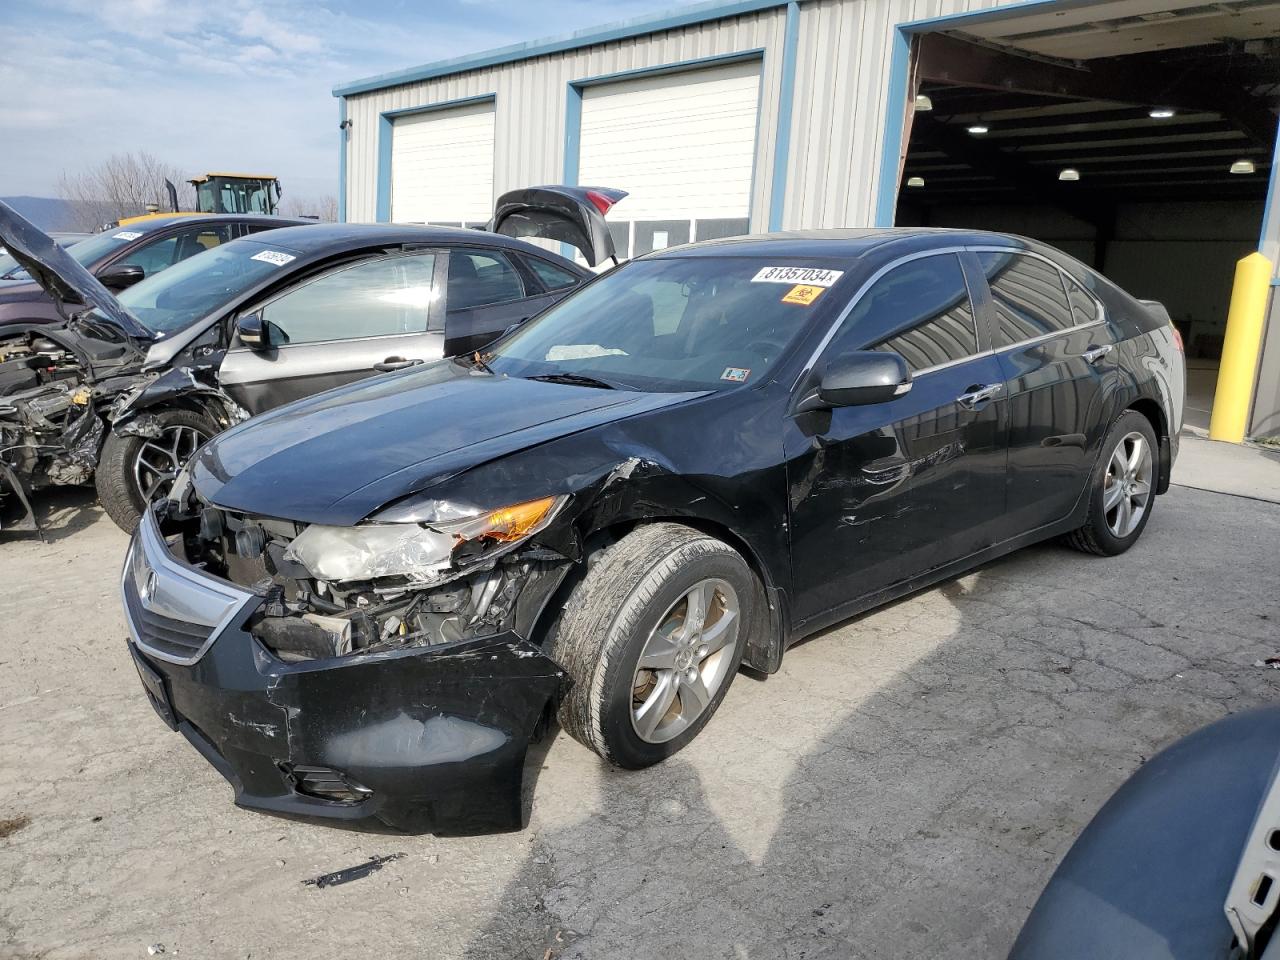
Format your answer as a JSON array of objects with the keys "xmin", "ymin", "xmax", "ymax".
[
  {"xmin": 1064, "ymin": 409, "xmax": 1158, "ymax": 556},
  {"xmin": 96, "ymin": 409, "xmax": 214, "ymax": 532},
  {"xmin": 549, "ymin": 523, "xmax": 753, "ymax": 769}
]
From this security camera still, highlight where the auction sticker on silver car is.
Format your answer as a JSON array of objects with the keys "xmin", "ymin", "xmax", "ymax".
[
  {"xmin": 751, "ymin": 266, "xmax": 844, "ymax": 286},
  {"xmin": 250, "ymin": 250, "xmax": 297, "ymax": 266}
]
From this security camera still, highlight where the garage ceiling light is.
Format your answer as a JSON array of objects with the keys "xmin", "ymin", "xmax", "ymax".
[
  {"xmin": 1230, "ymin": 159, "xmax": 1257, "ymax": 175},
  {"xmin": 967, "ymin": 124, "xmax": 989, "ymax": 135},
  {"xmin": 907, "ymin": 176, "xmax": 925, "ymax": 188},
  {"xmin": 915, "ymin": 94, "xmax": 933, "ymax": 111},
  {"xmin": 1058, "ymin": 168, "xmax": 1081, "ymax": 181},
  {"xmin": 1148, "ymin": 107, "xmax": 1176, "ymax": 119}
]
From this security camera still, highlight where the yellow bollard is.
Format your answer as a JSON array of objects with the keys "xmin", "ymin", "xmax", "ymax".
[{"xmin": 1209, "ymin": 251, "xmax": 1274, "ymax": 443}]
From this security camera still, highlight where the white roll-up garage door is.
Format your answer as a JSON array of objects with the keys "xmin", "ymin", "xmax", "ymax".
[
  {"xmin": 577, "ymin": 59, "xmax": 761, "ymax": 258},
  {"xmin": 390, "ymin": 100, "xmax": 495, "ymax": 225}
]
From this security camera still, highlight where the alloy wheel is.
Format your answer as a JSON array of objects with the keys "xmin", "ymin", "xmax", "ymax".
[
  {"xmin": 1102, "ymin": 430, "xmax": 1153, "ymax": 539},
  {"xmin": 132, "ymin": 424, "xmax": 208, "ymax": 503},
  {"xmin": 630, "ymin": 578, "xmax": 740, "ymax": 744}
]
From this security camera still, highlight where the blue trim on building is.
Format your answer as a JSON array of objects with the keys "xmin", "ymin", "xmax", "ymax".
[
  {"xmin": 873, "ymin": 28, "xmax": 912, "ymax": 228},
  {"xmin": 333, "ymin": 0, "xmax": 788, "ymax": 97},
  {"xmin": 1258, "ymin": 116, "xmax": 1280, "ymax": 255},
  {"xmin": 337, "ymin": 98, "xmax": 347, "ymax": 223},
  {"xmin": 375, "ymin": 93, "xmax": 497, "ymax": 223},
  {"xmin": 767, "ymin": 1, "xmax": 800, "ymax": 231}
]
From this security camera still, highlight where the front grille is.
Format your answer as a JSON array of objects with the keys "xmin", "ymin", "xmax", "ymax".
[
  {"xmin": 121, "ymin": 509, "xmax": 256, "ymax": 666},
  {"xmin": 123, "ymin": 574, "xmax": 213, "ymax": 661}
]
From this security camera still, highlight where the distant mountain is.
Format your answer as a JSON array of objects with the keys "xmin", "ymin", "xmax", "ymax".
[{"xmin": 0, "ymin": 196, "xmax": 86, "ymax": 232}]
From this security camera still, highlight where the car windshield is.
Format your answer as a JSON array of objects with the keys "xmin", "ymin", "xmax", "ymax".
[
  {"xmin": 0, "ymin": 230, "xmax": 128, "ymax": 281},
  {"xmin": 108, "ymin": 238, "xmax": 299, "ymax": 336},
  {"xmin": 487, "ymin": 257, "xmax": 847, "ymax": 391}
]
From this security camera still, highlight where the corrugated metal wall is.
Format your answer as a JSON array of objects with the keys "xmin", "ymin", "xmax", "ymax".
[
  {"xmin": 341, "ymin": 8, "xmax": 787, "ymax": 224},
  {"xmin": 783, "ymin": 0, "xmax": 1008, "ymax": 228}
]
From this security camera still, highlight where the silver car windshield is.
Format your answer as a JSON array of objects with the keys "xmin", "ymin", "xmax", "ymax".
[{"xmin": 106, "ymin": 239, "xmax": 297, "ymax": 337}]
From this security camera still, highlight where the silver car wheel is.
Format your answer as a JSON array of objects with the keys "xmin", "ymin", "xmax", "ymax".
[
  {"xmin": 630, "ymin": 578, "xmax": 740, "ymax": 744},
  {"xmin": 1102, "ymin": 430, "xmax": 1153, "ymax": 539},
  {"xmin": 133, "ymin": 424, "xmax": 208, "ymax": 503}
]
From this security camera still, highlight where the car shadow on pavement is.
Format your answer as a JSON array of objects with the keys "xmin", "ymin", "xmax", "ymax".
[
  {"xmin": 0, "ymin": 485, "xmax": 104, "ymax": 543},
  {"xmin": 457, "ymin": 523, "xmax": 1277, "ymax": 960}
]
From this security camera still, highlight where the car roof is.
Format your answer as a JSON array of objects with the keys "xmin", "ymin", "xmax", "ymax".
[
  {"xmin": 645, "ymin": 227, "xmax": 1025, "ymax": 260},
  {"xmin": 232, "ymin": 221, "xmax": 565, "ymax": 259},
  {"xmin": 121, "ymin": 214, "xmax": 308, "ymax": 232}
]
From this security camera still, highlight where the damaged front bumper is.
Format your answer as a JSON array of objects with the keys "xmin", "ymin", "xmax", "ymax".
[{"xmin": 122, "ymin": 509, "xmax": 569, "ymax": 834}]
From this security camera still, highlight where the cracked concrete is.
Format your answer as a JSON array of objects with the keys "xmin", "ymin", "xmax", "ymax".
[{"xmin": 1, "ymin": 482, "xmax": 1278, "ymax": 959}]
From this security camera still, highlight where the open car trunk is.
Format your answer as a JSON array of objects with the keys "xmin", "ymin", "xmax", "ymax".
[{"xmin": 490, "ymin": 186, "xmax": 627, "ymax": 267}]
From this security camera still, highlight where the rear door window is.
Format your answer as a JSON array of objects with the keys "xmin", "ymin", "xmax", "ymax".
[
  {"xmin": 976, "ymin": 251, "xmax": 1077, "ymax": 347},
  {"xmin": 523, "ymin": 256, "xmax": 580, "ymax": 291},
  {"xmin": 824, "ymin": 253, "xmax": 979, "ymax": 371},
  {"xmin": 1062, "ymin": 272, "xmax": 1101, "ymax": 326},
  {"xmin": 446, "ymin": 250, "xmax": 526, "ymax": 309}
]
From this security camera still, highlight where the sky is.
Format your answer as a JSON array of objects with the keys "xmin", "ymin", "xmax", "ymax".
[{"xmin": 0, "ymin": 0, "xmax": 696, "ymax": 204}]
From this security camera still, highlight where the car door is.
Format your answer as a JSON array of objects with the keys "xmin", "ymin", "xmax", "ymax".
[
  {"xmin": 970, "ymin": 248, "xmax": 1114, "ymax": 539},
  {"xmin": 786, "ymin": 251, "xmax": 1009, "ymax": 626},
  {"xmin": 442, "ymin": 247, "xmax": 560, "ymax": 355},
  {"xmin": 218, "ymin": 249, "xmax": 447, "ymax": 414}
]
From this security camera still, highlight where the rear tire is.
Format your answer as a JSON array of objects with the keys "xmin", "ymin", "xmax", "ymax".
[
  {"xmin": 96, "ymin": 408, "xmax": 215, "ymax": 532},
  {"xmin": 1064, "ymin": 409, "xmax": 1159, "ymax": 557},
  {"xmin": 549, "ymin": 523, "xmax": 753, "ymax": 769}
]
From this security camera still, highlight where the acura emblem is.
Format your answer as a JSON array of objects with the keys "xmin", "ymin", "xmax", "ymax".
[{"xmin": 139, "ymin": 568, "xmax": 159, "ymax": 609}]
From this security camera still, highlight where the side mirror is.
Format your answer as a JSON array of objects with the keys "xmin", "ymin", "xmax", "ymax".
[
  {"xmin": 804, "ymin": 351, "xmax": 912, "ymax": 410},
  {"xmin": 237, "ymin": 312, "xmax": 268, "ymax": 350},
  {"xmin": 97, "ymin": 263, "xmax": 145, "ymax": 290}
]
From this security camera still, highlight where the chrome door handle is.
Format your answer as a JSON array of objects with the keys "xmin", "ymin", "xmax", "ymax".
[
  {"xmin": 374, "ymin": 356, "xmax": 424, "ymax": 372},
  {"xmin": 1082, "ymin": 343, "xmax": 1114, "ymax": 364},
  {"xmin": 957, "ymin": 383, "xmax": 1003, "ymax": 408}
]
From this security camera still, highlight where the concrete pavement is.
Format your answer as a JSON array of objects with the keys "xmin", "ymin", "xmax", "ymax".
[{"xmin": 1, "ymin": 462, "xmax": 1278, "ymax": 959}]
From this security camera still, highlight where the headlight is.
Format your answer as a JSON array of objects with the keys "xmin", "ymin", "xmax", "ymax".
[{"xmin": 284, "ymin": 495, "xmax": 565, "ymax": 583}]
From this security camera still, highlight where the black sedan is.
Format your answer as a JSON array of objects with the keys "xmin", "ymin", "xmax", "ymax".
[
  {"xmin": 126, "ymin": 228, "xmax": 1185, "ymax": 833},
  {"xmin": 0, "ymin": 213, "xmax": 303, "ymax": 332},
  {"xmin": 0, "ymin": 187, "xmax": 617, "ymax": 532}
]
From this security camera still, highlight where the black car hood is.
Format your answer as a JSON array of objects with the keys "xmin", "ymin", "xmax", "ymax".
[
  {"xmin": 0, "ymin": 201, "xmax": 153, "ymax": 342},
  {"xmin": 190, "ymin": 361, "xmax": 701, "ymax": 525}
]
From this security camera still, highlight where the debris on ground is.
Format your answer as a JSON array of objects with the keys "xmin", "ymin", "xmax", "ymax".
[
  {"xmin": 0, "ymin": 813, "xmax": 31, "ymax": 839},
  {"xmin": 302, "ymin": 853, "xmax": 406, "ymax": 889},
  {"xmin": 147, "ymin": 945, "xmax": 165, "ymax": 956},
  {"xmin": 1253, "ymin": 657, "xmax": 1280, "ymax": 669}
]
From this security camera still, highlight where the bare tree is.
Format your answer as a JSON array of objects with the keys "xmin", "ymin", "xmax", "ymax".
[
  {"xmin": 280, "ymin": 193, "xmax": 339, "ymax": 222},
  {"xmin": 57, "ymin": 152, "xmax": 194, "ymax": 229}
]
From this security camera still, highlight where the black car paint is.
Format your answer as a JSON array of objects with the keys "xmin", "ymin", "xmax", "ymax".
[
  {"xmin": 1011, "ymin": 708, "xmax": 1280, "ymax": 959},
  {"xmin": 130, "ymin": 228, "xmax": 1183, "ymax": 833}
]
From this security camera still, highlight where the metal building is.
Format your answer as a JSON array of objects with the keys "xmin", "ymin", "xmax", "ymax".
[{"xmin": 333, "ymin": 0, "xmax": 1280, "ymax": 437}]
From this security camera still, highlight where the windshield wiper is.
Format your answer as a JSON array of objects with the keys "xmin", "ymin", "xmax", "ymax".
[{"xmin": 526, "ymin": 372, "xmax": 618, "ymax": 390}]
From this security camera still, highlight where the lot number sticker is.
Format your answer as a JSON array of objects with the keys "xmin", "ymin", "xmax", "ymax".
[
  {"xmin": 781, "ymin": 284, "xmax": 826, "ymax": 306},
  {"xmin": 721, "ymin": 367, "xmax": 751, "ymax": 383},
  {"xmin": 112, "ymin": 231, "xmax": 143, "ymax": 241},
  {"xmin": 751, "ymin": 266, "xmax": 843, "ymax": 287},
  {"xmin": 250, "ymin": 250, "xmax": 297, "ymax": 266}
]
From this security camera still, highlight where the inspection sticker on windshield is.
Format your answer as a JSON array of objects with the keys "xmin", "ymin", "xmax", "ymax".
[
  {"xmin": 112, "ymin": 231, "xmax": 143, "ymax": 241},
  {"xmin": 781, "ymin": 284, "xmax": 826, "ymax": 306},
  {"xmin": 751, "ymin": 266, "xmax": 843, "ymax": 287},
  {"xmin": 721, "ymin": 367, "xmax": 751, "ymax": 383},
  {"xmin": 250, "ymin": 250, "xmax": 296, "ymax": 266}
]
